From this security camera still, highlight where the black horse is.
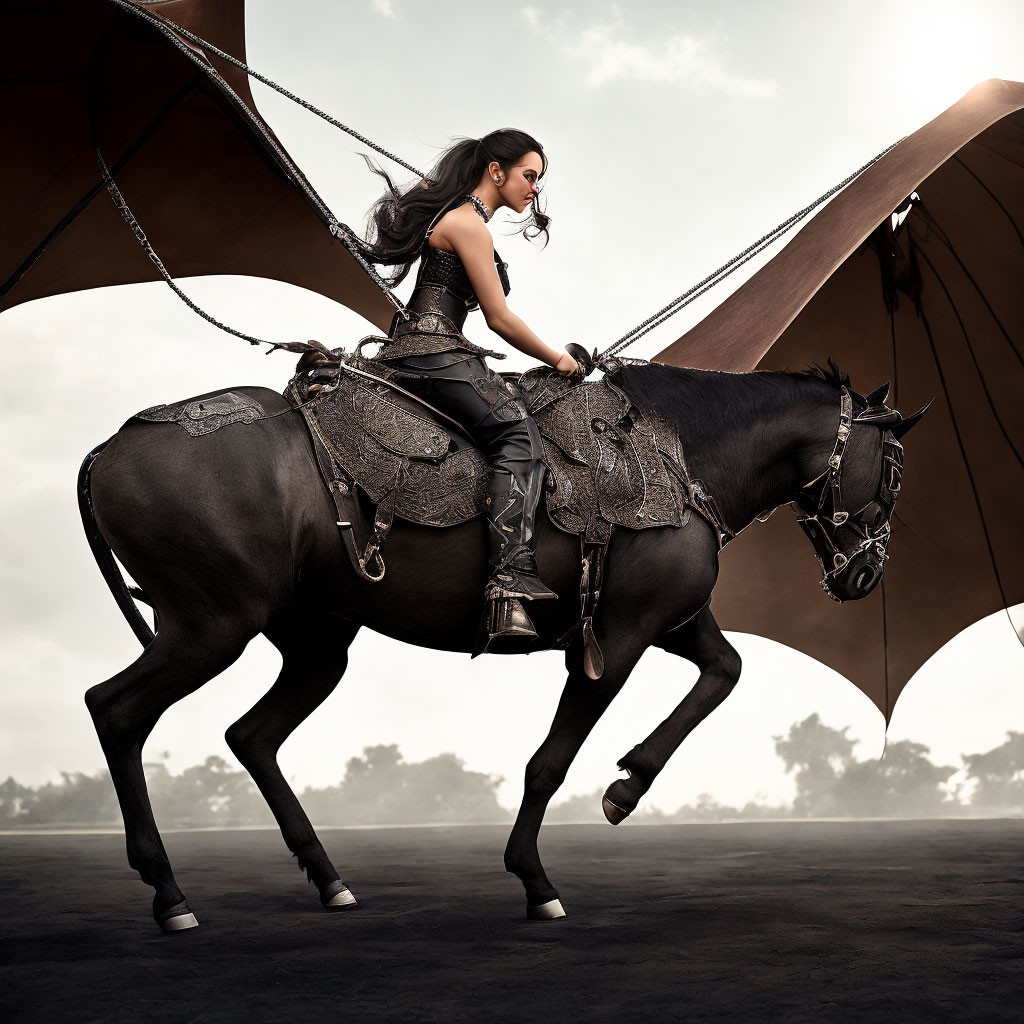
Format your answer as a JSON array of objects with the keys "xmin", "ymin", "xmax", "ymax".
[{"xmin": 79, "ymin": 359, "xmax": 925, "ymax": 931}]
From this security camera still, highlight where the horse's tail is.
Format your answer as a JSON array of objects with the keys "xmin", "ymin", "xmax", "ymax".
[{"xmin": 77, "ymin": 442, "xmax": 156, "ymax": 648}]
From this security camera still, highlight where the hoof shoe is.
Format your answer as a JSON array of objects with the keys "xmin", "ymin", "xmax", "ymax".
[
  {"xmin": 527, "ymin": 898, "xmax": 566, "ymax": 920},
  {"xmin": 322, "ymin": 880, "xmax": 357, "ymax": 909},
  {"xmin": 158, "ymin": 902, "xmax": 199, "ymax": 932},
  {"xmin": 602, "ymin": 795, "xmax": 630, "ymax": 825},
  {"xmin": 162, "ymin": 911, "xmax": 199, "ymax": 931}
]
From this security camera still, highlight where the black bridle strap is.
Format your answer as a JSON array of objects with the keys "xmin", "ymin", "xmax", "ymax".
[
  {"xmin": 791, "ymin": 387, "xmax": 905, "ymax": 595},
  {"xmin": 799, "ymin": 387, "xmax": 854, "ymax": 524}
]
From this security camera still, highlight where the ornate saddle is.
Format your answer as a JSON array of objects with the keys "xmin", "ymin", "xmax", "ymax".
[{"xmin": 282, "ymin": 351, "xmax": 694, "ymax": 585}]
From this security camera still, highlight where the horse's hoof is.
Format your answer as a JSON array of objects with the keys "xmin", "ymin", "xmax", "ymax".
[
  {"xmin": 322, "ymin": 880, "xmax": 357, "ymax": 909},
  {"xmin": 527, "ymin": 898, "xmax": 566, "ymax": 920},
  {"xmin": 602, "ymin": 794, "xmax": 631, "ymax": 825},
  {"xmin": 157, "ymin": 901, "xmax": 199, "ymax": 932}
]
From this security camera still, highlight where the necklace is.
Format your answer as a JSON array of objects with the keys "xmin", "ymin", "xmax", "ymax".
[{"xmin": 467, "ymin": 194, "xmax": 492, "ymax": 222}]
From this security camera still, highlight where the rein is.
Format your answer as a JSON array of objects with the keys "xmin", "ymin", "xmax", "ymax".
[{"xmin": 93, "ymin": 0, "xmax": 903, "ymax": 360}]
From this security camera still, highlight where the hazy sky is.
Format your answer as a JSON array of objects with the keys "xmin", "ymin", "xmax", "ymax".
[{"xmin": 1, "ymin": 0, "xmax": 1022, "ymax": 814}]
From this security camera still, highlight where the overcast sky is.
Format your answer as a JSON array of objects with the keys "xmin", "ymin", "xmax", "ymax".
[{"xmin": 1, "ymin": 0, "xmax": 1022, "ymax": 814}]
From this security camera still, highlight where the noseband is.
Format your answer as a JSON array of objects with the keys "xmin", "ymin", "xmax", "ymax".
[{"xmin": 793, "ymin": 386, "xmax": 904, "ymax": 599}]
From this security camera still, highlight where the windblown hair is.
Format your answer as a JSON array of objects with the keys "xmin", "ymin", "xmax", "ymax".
[{"xmin": 355, "ymin": 129, "xmax": 550, "ymax": 287}]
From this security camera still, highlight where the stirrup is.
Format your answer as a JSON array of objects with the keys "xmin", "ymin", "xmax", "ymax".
[
  {"xmin": 488, "ymin": 567, "xmax": 558, "ymax": 602},
  {"xmin": 471, "ymin": 593, "xmax": 538, "ymax": 658}
]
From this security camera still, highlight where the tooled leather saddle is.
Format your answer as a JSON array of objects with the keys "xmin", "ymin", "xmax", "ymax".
[{"xmin": 282, "ymin": 352, "xmax": 693, "ymax": 566}]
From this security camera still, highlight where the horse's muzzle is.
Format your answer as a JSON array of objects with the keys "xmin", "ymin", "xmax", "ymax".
[{"xmin": 823, "ymin": 551, "xmax": 884, "ymax": 602}]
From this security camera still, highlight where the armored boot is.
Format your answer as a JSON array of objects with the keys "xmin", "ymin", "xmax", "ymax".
[{"xmin": 473, "ymin": 465, "xmax": 557, "ymax": 656}]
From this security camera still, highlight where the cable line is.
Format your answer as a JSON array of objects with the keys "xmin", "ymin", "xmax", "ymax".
[{"xmin": 102, "ymin": 0, "xmax": 905, "ymax": 358}]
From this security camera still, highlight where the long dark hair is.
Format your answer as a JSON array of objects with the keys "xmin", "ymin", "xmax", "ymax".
[{"xmin": 356, "ymin": 129, "xmax": 550, "ymax": 287}]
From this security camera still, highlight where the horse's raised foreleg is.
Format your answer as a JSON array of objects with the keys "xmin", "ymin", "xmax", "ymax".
[
  {"xmin": 85, "ymin": 622, "xmax": 250, "ymax": 931},
  {"xmin": 225, "ymin": 615, "xmax": 359, "ymax": 911},
  {"xmin": 602, "ymin": 606, "xmax": 741, "ymax": 823},
  {"xmin": 504, "ymin": 634, "xmax": 646, "ymax": 919}
]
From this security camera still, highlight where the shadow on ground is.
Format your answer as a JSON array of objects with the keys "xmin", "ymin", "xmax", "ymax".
[{"xmin": 1, "ymin": 821, "xmax": 1021, "ymax": 1022}]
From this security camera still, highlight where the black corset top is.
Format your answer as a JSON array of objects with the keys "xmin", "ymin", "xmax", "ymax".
[
  {"xmin": 408, "ymin": 196, "xmax": 511, "ymax": 329},
  {"xmin": 415, "ymin": 245, "xmax": 478, "ymax": 306}
]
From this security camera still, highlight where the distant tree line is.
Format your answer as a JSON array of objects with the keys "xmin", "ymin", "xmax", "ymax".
[
  {"xmin": 0, "ymin": 745, "xmax": 509, "ymax": 829},
  {"xmin": 1, "ymin": 718, "xmax": 1021, "ymax": 827}
]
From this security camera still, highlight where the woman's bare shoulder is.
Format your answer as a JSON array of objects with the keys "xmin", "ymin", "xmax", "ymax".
[{"xmin": 429, "ymin": 202, "xmax": 489, "ymax": 252}]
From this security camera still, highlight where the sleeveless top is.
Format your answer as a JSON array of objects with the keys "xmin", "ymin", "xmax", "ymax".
[{"xmin": 376, "ymin": 195, "xmax": 511, "ymax": 360}]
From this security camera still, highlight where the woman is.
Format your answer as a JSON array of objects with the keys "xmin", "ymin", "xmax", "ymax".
[{"xmin": 357, "ymin": 129, "xmax": 579, "ymax": 654}]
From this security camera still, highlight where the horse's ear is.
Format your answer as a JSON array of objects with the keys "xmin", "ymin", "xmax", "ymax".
[
  {"xmin": 890, "ymin": 398, "xmax": 934, "ymax": 439},
  {"xmin": 865, "ymin": 381, "xmax": 890, "ymax": 406}
]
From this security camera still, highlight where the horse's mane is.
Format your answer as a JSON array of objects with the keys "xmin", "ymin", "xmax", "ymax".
[
  {"xmin": 799, "ymin": 356, "xmax": 851, "ymax": 390},
  {"xmin": 607, "ymin": 357, "xmax": 848, "ymax": 458}
]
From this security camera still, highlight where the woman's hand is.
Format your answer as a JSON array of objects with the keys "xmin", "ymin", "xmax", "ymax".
[{"xmin": 554, "ymin": 352, "xmax": 581, "ymax": 378}]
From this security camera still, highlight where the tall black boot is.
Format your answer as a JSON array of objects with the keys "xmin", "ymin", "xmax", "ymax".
[{"xmin": 473, "ymin": 467, "xmax": 557, "ymax": 656}]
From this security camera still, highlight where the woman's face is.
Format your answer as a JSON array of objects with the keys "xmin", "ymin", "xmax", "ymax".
[{"xmin": 497, "ymin": 151, "xmax": 544, "ymax": 212}]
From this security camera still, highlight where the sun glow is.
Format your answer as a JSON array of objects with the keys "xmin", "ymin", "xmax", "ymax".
[{"xmin": 893, "ymin": 2, "xmax": 1003, "ymax": 124}]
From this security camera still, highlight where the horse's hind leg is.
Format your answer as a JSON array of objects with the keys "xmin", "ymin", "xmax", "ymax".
[
  {"xmin": 225, "ymin": 615, "xmax": 359, "ymax": 911},
  {"xmin": 85, "ymin": 623, "xmax": 250, "ymax": 931},
  {"xmin": 602, "ymin": 606, "xmax": 741, "ymax": 824}
]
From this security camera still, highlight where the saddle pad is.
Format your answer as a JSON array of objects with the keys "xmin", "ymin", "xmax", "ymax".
[
  {"xmin": 295, "ymin": 366, "xmax": 687, "ymax": 538},
  {"xmin": 134, "ymin": 390, "xmax": 266, "ymax": 436}
]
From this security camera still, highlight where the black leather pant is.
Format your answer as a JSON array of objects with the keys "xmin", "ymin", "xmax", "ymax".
[{"xmin": 379, "ymin": 351, "xmax": 547, "ymax": 584}]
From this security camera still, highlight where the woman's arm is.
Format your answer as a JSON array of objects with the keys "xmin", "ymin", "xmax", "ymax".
[{"xmin": 443, "ymin": 209, "xmax": 579, "ymax": 375}]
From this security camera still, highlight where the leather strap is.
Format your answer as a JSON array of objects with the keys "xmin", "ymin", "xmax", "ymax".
[
  {"xmin": 556, "ymin": 538, "xmax": 609, "ymax": 679},
  {"xmin": 292, "ymin": 383, "xmax": 388, "ymax": 582}
]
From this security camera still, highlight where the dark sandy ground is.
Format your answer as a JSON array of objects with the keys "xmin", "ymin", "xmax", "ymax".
[{"xmin": 1, "ymin": 820, "xmax": 1021, "ymax": 1023}]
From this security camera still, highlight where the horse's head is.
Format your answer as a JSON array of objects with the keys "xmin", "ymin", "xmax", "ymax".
[{"xmin": 794, "ymin": 381, "xmax": 930, "ymax": 603}]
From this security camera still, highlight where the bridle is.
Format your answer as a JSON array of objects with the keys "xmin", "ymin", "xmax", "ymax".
[{"xmin": 792, "ymin": 386, "xmax": 905, "ymax": 600}]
